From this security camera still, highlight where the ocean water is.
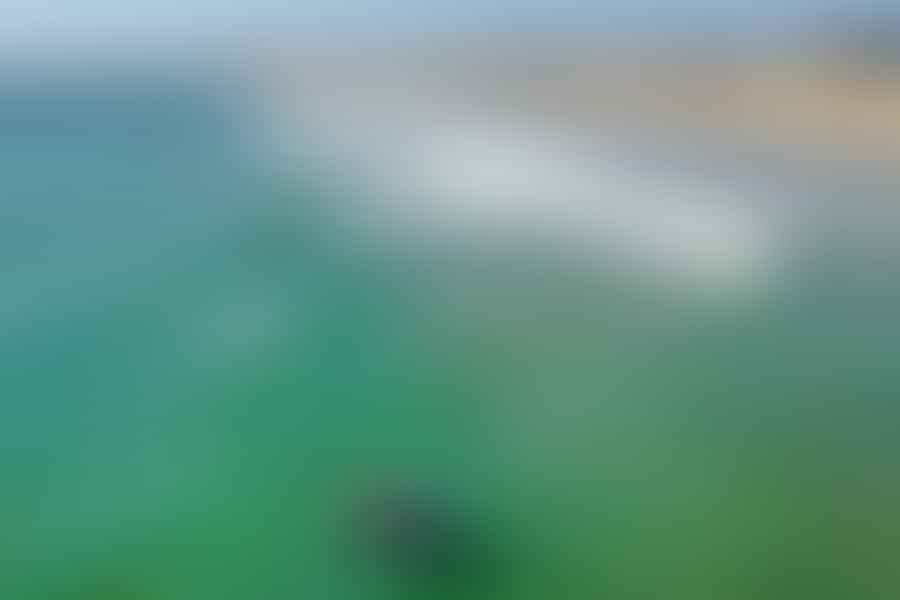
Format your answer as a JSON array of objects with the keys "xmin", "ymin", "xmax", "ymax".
[{"xmin": 2, "ymin": 77, "xmax": 899, "ymax": 599}]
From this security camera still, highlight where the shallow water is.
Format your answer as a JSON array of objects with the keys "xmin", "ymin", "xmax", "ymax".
[{"xmin": 2, "ymin": 78, "xmax": 899, "ymax": 599}]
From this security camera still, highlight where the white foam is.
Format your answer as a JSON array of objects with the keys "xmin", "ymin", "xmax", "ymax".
[{"xmin": 259, "ymin": 95, "xmax": 779, "ymax": 293}]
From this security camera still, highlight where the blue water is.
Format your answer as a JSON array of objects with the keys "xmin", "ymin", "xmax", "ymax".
[{"xmin": 2, "ymin": 77, "xmax": 899, "ymax": 599}]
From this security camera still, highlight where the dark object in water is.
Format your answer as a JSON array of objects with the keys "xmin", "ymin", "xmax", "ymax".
[{"xmin": 355, "ymin": 486, "xmax": 480, "ymax": 581}]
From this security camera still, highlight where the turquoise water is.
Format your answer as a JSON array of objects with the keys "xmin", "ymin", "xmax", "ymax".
[{"xmin": 2, "ymin": 79, "xmax": 899, "ymax": 599}]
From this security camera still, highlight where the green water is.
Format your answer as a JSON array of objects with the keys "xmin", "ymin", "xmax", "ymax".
[{"xmin": 2, "ymin": 80, "xmax": 899, "ymax": 599}]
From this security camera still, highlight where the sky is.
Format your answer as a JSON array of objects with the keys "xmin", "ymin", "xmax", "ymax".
[{"xmin": 0, "ymin": 0, "xmax": 896, "ymax": 59}]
